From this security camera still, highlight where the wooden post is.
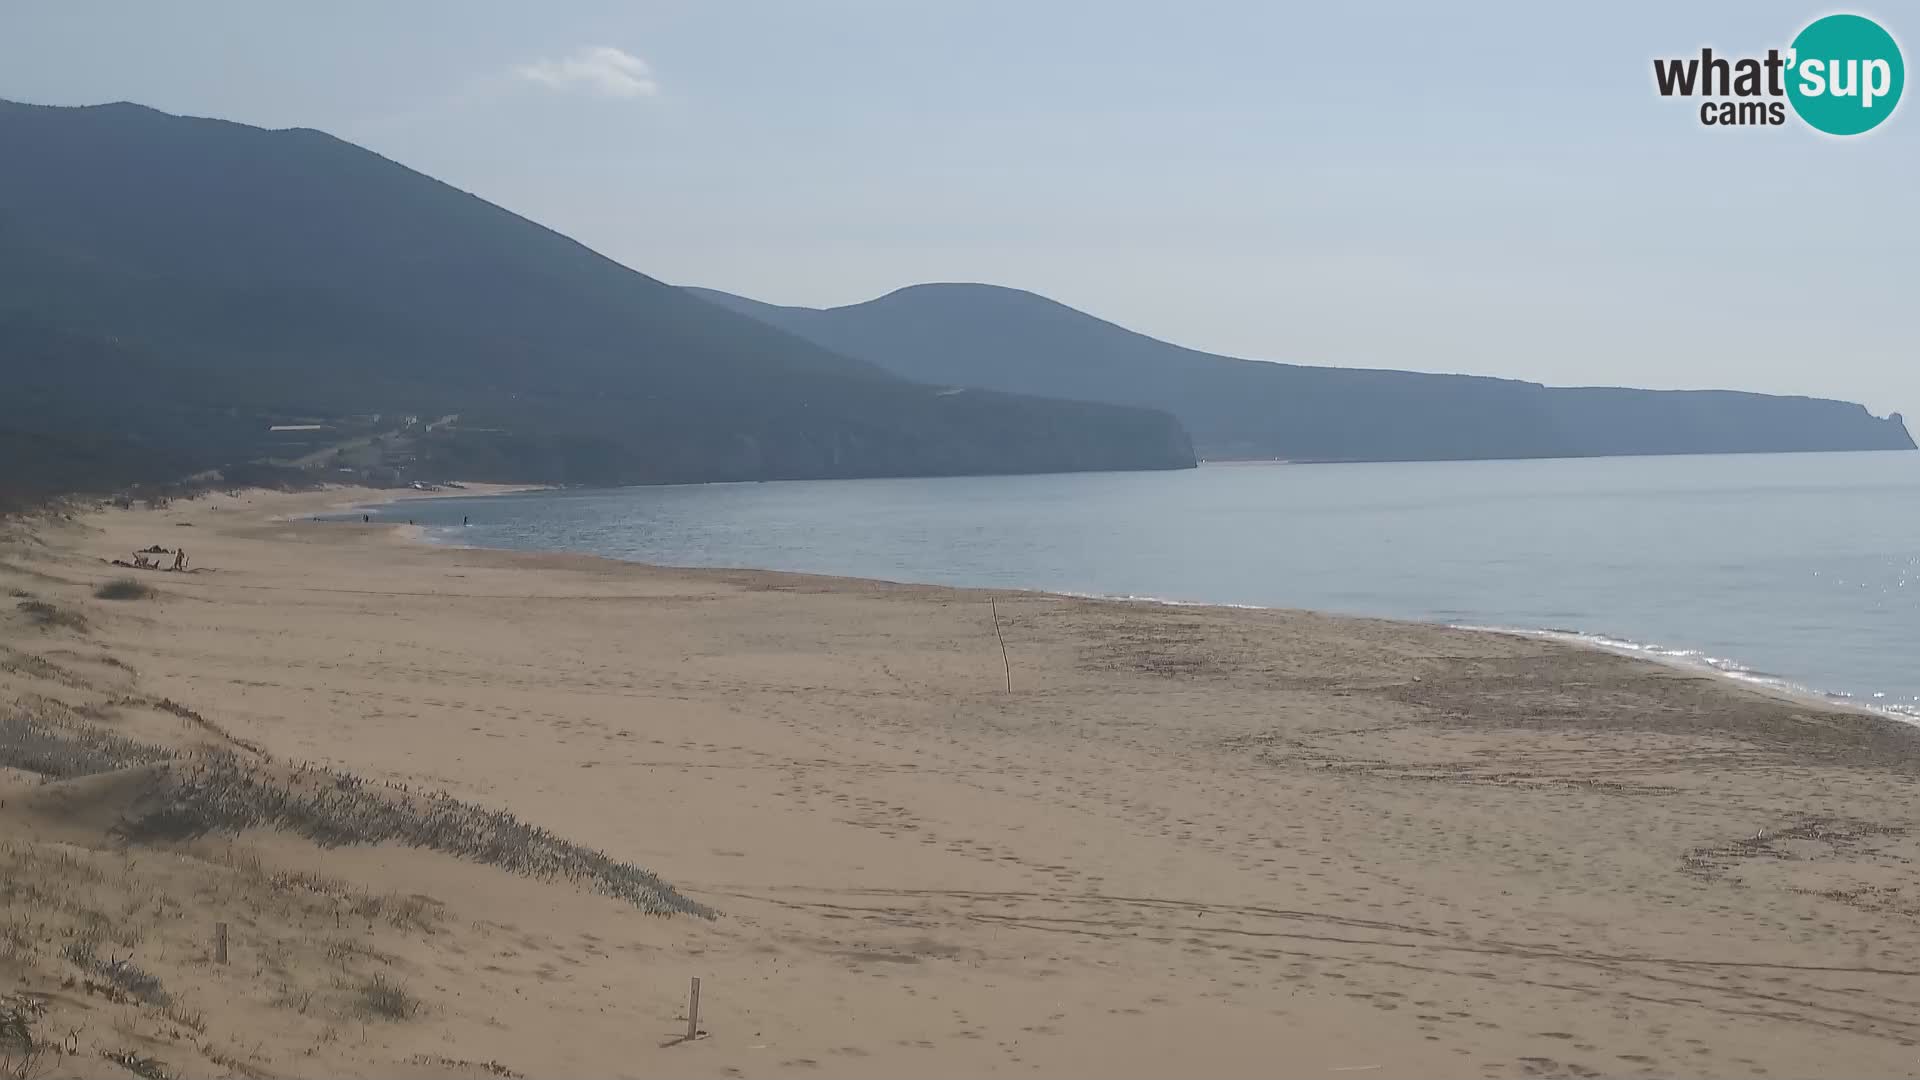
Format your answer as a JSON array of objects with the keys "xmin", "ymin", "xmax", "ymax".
[
  {"xmin": 686, "ymin": 976, "xmax": 702, "ymax": 1041},
  {"xmin": 989, "ymin": 597, "xmax": 1011, "ymax": 692},
  {"xmin": 214, "ymin": 922, "xmax": 228, "ymax": 965}
]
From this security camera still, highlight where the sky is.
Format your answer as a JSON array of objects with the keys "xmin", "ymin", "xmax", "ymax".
[{"xmin": 3, "ymin": 1, "xmax": 1915, "ymax": 418}]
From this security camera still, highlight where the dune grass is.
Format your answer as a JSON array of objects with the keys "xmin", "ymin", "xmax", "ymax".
[
  {"xmin": 356, "ymin": 975, "xmax": 419, "ymax": 1021},
  {"xmin": 0, "ymin": 706, "xmax": 712, "ymax": 918},
  {"xmin": 14, "ymin": 598, "xmax": 90, "ymax": 632},
  {"xmin": 93, "ymin": 578, "xmax": 155, "ymax": 601}
]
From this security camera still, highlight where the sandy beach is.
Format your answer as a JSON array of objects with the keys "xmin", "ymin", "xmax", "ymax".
[{"xmin": 6, "ymin": 486, "xmax": 1920, "ymax": 1079}]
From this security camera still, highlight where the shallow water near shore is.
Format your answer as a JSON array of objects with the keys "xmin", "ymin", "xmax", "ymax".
[{"xmin": 367, "ymin": 450, "xmax": 1920, "ymax": 720}]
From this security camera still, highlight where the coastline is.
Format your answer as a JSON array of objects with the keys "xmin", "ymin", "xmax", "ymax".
[
  {"xmin": 1476, "ymin": 624, "xmax": 1920, "ymax": 726},
  {"xmin": 357, "ymin": 484, "xmax": 1920, "ymax": 729},
  {"xmin": 9, "ymin": 485, "xmax": 1920, "ymax": 1077}
]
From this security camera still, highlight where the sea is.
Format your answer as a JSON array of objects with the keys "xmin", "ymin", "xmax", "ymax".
[{"xmin": 362, "ymin": 451, "xmax": 1920, "ymax": 722}]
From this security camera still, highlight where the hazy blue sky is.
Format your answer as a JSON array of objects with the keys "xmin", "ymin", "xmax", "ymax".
[{"xmin": 3, "ymin": 2, "xmax": 1914, "ymax": 417}]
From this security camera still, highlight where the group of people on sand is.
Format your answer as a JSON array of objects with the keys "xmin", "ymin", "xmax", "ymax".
[{"xmin": 122, "ymin": 547, "xmax": 190, "ymax": 571}]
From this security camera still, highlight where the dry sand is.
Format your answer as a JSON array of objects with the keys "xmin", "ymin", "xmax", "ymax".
[{"xmin": 5, "ymin": 485, "xmax": 1920, "ymax": 1079}]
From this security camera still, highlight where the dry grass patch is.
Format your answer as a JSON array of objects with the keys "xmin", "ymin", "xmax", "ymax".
[
  {"xmin": 3, "ymin": 703, "xmax": 709, "ymax": 916},
  {"xmin": 117, "ymin": 757, "xmax": 711, "ymax": 915},
  {"xmin": 93, "ymin": 579, "xmax": 155, "ymax": 602},
  {"xmin": 0, "ymin": 708, "xmax": 175, "ymax": 779},
  {"xmin": 355, "ymin": 974, "xmax": 418, "ymax": 1021},
  {"xmin": 57, "ymin": 930, "xmax": 168, "ymax": 1006},
  {"xmin": 2, "ymin": 994, "xmax": 51, "ymax": 1080},
  {"xmin": 158, "ymin": 1000, "xmax": 204, "ymax": 1036},
  {"xmin": 0, "ymin": 680, "xmax": 713, "ymax": 1073},
  {"xmin": 268, "ymin": 984, "xmax": 315, "ymax": 1014},
  {"xmin": 14, "ymin": 599, "xmax": 88, "ymax": 633}
]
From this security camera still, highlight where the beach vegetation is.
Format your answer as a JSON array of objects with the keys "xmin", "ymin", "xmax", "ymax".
[
  {"xmin": 0, "ymin": 706, "xmax": 712, "ymax": 917},
  {"xmin": 93, "ymin": 579, "xmax": 154, "ymax": 601},
  {"xmin": 13, "ymin": 599, "xmax": 88, "ymax": 632},
  {"xmin": 355, "ymin": 975, "xmax": 418, "ymax": 1021}
]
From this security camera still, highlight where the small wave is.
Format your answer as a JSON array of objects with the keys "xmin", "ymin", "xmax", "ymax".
[
  {"xmin": 943, "ymin": 589, "xmax": 1920, "ymax": 727},
  {"xmin": 376, "ymin": 524, "xmax": 1920, "ymax": 729},
  {"xmin": 1049, "ymin": 589, "xmax": 1274, "ymax": 610},
  {"xmin": 1458, "ymin": 623, "xmax": 1920, "ymax": 728},
  {"xmin": 1057, "ymin": 597, "xmax": 1920, "ymax": 725}
]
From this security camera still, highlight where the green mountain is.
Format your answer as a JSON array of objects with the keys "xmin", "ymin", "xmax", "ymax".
[
  {"xmin": 0, "ymin": 100, "xmax": 1193, "ymax": 503},
  {"xmin": 687, "ymin": 283, "xmax": 1915, "ymax": 462}
]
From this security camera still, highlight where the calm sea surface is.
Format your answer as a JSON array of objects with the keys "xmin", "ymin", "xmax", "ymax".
[{"xmin": 365, "ymin": 451, "xmax": 1920, "ymax": 720}]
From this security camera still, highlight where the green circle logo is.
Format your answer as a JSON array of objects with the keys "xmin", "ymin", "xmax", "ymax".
[{"xmin": 1786, "ymin": 14, "xmax": 1904, "ymax": 135}]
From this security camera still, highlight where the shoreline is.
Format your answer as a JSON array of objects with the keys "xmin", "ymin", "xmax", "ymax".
[
  {"xmin": 1479, "ymin": 624, "xmax": 1920, "ymax": 726},
  {"xmin": 12, "ymin": 484, "xmax": 1920, "ymax": 1077},
  {"xmin": 350, "ymin": 484, "xmax": 1920, "ymax": 731}
]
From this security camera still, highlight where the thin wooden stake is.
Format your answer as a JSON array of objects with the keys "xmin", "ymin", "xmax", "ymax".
[
  {"xmin": 686, "ymin": 976, "xmax": 702, "ymax": 1041},
  {"xmin": 214, "ymin": 922, "xmax": 228, "ymax": 965},
  {"xmin": 989, "ymin": 596, "xmax": 1011, "ymax": 692}
]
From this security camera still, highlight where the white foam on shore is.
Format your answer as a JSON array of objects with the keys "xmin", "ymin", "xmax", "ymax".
[
  {"xmin": 1455, "ymin": 624, "xmax": 1920, "ymax": 726},
  {"xmin": 376, "ymin": 523, "xmax": 1920, "ymax": 730},
  {"xmin": 1053, "ymin": 589, "xmax": 1271, "ymax": 610},
  {"xmin": 1053, "ymin": 590, "xmax": 1920, "ymax": 728}
]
